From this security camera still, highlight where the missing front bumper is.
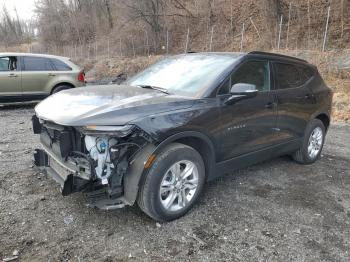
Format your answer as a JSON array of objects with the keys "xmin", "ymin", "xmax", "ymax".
[
  {"xmin": 34, "ymin": 149, "xmax": 90, "ymax": 196},
  {"xmin": 33, "ymin": 142, "xmax": 157, "ymax": 210}
]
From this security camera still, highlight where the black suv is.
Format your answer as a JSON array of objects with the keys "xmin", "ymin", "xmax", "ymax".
[{"xmin": 33, "ymin": 52, "xmax": 332, "ymax": 221}]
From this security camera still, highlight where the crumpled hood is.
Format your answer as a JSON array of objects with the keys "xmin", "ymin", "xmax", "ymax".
[{"xmin": 35, "ymin": 84, "xmax": 194, "ymax": 126}]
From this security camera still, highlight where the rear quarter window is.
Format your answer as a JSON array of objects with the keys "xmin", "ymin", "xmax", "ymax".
[
  {"xmin": 50, "ymin": 58, "xmax": 72, "ymax": 71},
  {"xmin": 298, "ymin": 65, "xmax": 315, "ymax": 83}
]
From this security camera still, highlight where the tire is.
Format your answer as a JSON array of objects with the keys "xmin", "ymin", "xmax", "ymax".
[
  {"xmin": 51, "ymin": 84, "xmax": 73, "ymax": 94},
  {"xmin": 137, "ymin": 143, "xmax": 205, "ymax": 222},
  {"xmin": 292, "ymin": 119, "xmax": 325, "ymax": 164}
]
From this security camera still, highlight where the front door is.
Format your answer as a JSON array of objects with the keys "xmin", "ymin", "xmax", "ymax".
[
  {"xmin": 218, "ymin": 60, "xmax": 278, "ymax": 161},
  {"xmin": 0, "ymin": 56, "xmax": 21, "ymax": 102}
]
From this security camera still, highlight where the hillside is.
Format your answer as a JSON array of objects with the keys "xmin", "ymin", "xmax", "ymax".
[{"xmin": 1, "ymin": 0, "xmax": 348, "ymax": 55}]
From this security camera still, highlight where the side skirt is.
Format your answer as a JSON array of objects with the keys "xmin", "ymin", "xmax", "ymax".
[
  {"xmin": 209, "ymin": 139, "xmax": 302, "ymax": 181},
  {"xmin": 0, "ymin": 94, "xmax": 48, "ymax": 103}
]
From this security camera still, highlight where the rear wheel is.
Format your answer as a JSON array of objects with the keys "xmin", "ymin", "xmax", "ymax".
[
  {"xmin": 293, "ymin": 119, "xmax": 325, "ymax": 164},
  {"xmin": 137, "ymin": 143, "xmax": 205, "ymax": 222},
  {"xmin": 51, "ymin": 84, "xmax": 73, "ymax": 94}
]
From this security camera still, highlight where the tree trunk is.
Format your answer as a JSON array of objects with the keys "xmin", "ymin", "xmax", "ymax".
[{"xmin": 105, "ymin": 0, "xmax": 113, "ymax": 29}]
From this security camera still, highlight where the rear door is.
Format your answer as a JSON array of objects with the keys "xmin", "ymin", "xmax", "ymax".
[
  {"xmin": 272, "ymin": 62, "xmax": 316, "ymax": 141},
  {"xmin": 0, "ymin": 56, "xmax": 21, "ymax": 102},
  {"xmin": 20, "ymin": 56, "xmax": 55, "ymax": 98}
]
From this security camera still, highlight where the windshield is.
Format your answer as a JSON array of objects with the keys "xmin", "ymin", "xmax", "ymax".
[{"xmin": 125, "ymin": 54, "xmax": 240, "ymax": 98}]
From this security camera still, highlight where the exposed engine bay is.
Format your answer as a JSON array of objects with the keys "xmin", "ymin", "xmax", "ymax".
[
  {"xmin": 33, "ymin": 115, "xmax": 154, "ymax": 209},
  {"xmin": 84, "ymin": 135, "xmax": 118, "ymax": 185}
]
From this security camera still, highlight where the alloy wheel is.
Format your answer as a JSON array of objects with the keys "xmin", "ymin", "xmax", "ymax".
[
  {"xmin": 307, "ymin": 127, "xmax": 323, "ymax": 159},
  {"xmin": 159, "ymin": 160, "xmax": 199, "ymax": 212}
]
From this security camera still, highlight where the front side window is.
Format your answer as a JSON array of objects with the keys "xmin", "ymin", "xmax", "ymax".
[
  {"xmin": 219, "ymin": 60, "xmax": 270, "ymax": 95},
  {"xmin": 0, "ymin": 57, "xmax": 17, "ymax": 71},
  {"xmin": 125, "ymin": 54, "xmax": 239, "ymax": 98},
  {"xmin": 274, "ymin": 63, "xmax": 303, "ymax": 89},
  {"xmin": 22, "ymin": 57, "xmax": 54, "ymax": 71}
]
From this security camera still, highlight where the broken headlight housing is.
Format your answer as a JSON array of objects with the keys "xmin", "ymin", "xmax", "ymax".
[
  {"xmin": 80, "ymin": 125, "xmax": 138, "ymax": 185},
  {"xmin": 81, "ymin": 124, "xmax": 135, "ymax": 137}
]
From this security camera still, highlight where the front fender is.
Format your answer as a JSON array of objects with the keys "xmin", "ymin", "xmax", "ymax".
[
  {"xmin": 123, "ymin": 131, "xmax": 216, "ymax": 205},
  {"xmin": 123, "ymin": 144, "xmax": 156, "ymax": 205}
]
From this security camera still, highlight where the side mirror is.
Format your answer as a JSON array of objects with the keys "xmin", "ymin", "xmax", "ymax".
[
  {"xmin": 225, "ymin": 83, "xmax": 258, "ymax": 105},
  {"xmin": 230, "ymin": 83, "xmax": 258, "ymax": 97}
]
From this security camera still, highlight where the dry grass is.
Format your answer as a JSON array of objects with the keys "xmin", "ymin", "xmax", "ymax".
[
  {"xmin": 324, "ymin": 75, "xmax": 350, "ymax": 123},
  {"xmin": 81, "ymin": 55, "xmax": 162, "ymax": 82},
  {"xmin": 0, "ymin": 43, "xmax": 32, "ymax": 53}
]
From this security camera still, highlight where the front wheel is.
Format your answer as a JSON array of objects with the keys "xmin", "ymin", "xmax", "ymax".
[
  {"xmin": 293, "ymin": 119, "xmax": 326, "ymax": 164},
  {"xmin": 137, "ymin": 143, "xmax": 205, "ymax": 222}
]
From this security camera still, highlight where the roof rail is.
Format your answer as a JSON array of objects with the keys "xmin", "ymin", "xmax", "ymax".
[{"xmin": 248, "ymin": 51, "xmax": 308, "ymax": 63}]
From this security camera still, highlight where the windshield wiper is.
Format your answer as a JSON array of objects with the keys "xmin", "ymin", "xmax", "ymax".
[{"xmin": 138, "ymin": 85, "xmax": 171, "ymax": 95}]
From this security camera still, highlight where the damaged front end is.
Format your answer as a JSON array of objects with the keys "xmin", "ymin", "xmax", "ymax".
[{"xmin": 32, "ymin": 115, "xmax": 155, "ymax": 210}]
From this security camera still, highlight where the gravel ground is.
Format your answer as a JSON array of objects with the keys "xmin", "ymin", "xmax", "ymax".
[{"xmin": 0, "ymin": 104, "xmax": 349, "ymax": 262}]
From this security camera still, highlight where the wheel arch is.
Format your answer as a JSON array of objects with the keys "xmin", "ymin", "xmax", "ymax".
[
  {"xmin": 51, "ymin": 82, "xmax": 75, "ymax": 94},
  {"xmin": 154, "ymin": 132, "xmax": 216, "ymax": 181},
  {"xmin": 315, "ymin": 113, "xmax": 330, "ymax": 131},
  {"xmin": 123, "ymin": 131, "xmax": 216, "ymax": 206}
]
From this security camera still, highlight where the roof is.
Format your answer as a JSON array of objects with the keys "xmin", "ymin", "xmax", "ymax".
[
  {"xmin": 0, "ymin": 52, "xmax": 70, "ymax": 60},
  {"xmin": 184, "ymin": 51, "xmax": 308, "ymax": 64},
  {"xmin": 185, "ymin": 51, "xmax": 245, "ymax": 57},
  {"xmin": 248, "ymin": 51, "xmax": 308, "ymax": 63}
]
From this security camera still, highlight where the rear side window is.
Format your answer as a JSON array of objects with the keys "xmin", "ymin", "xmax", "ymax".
[
  {"xmin": 274, "ymin": 63, "xmax": 303, "ymax": 89},
  {"xmin": 22, "ymin": 57, "xmax": 54, "ymax": 71},
  {"xmin": 50, "ymin": 58, "xmax": 72, "ymax": 71}
]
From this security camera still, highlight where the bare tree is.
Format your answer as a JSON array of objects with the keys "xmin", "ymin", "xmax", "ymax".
[
  {"xmin": 0, "ymin": 6, "xmax": 34, "ymax": 46},
  {"xmin": 125, "ymin": 0, "xmax": 165, "ymax": 50},
  {"xmin": 3, "ymin": 0, "xmax": 348, "ymax": 54}
]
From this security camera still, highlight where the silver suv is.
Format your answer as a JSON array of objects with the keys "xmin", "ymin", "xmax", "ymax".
[{"xmin": 0, "ymin": 53, "xmax": 85, "ymax": 103}]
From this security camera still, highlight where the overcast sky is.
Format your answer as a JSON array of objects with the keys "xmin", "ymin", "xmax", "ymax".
[{"xmin": 0, "ymin": 0, "xmax": 36, "ymax": 20}]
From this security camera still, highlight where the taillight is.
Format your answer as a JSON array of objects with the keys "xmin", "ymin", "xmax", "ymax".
[{"xmin": 78, "ymin": 71, "xmax": 85, "ymax": 82}]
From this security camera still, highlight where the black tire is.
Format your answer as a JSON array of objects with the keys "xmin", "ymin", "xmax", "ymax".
[
  {"xmin": 51, "ymin": 84, "xmax": 73, "ymax": 94},
  {"xmin": 292, "ymin": 119, "xmax": 325, "ymax": 164},
  {"xmin": 137, "ymin": 143, "xmax": 205, "ymax": 222}
]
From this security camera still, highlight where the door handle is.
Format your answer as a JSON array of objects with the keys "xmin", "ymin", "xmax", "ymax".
[
  {"xmin": 265, "ymin": 102, "xmax": 276, "ymax": 109},
  {"xmin": 297, "ymin": 94, "xmax": 312, "ymax": 99},
  {"xmin": 48, "ymin": 73, "xmax": 56, "ymax": 77},
  {"xmin": 8, "ymin": 73, "xmax": 18, "ymax": 78}
]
